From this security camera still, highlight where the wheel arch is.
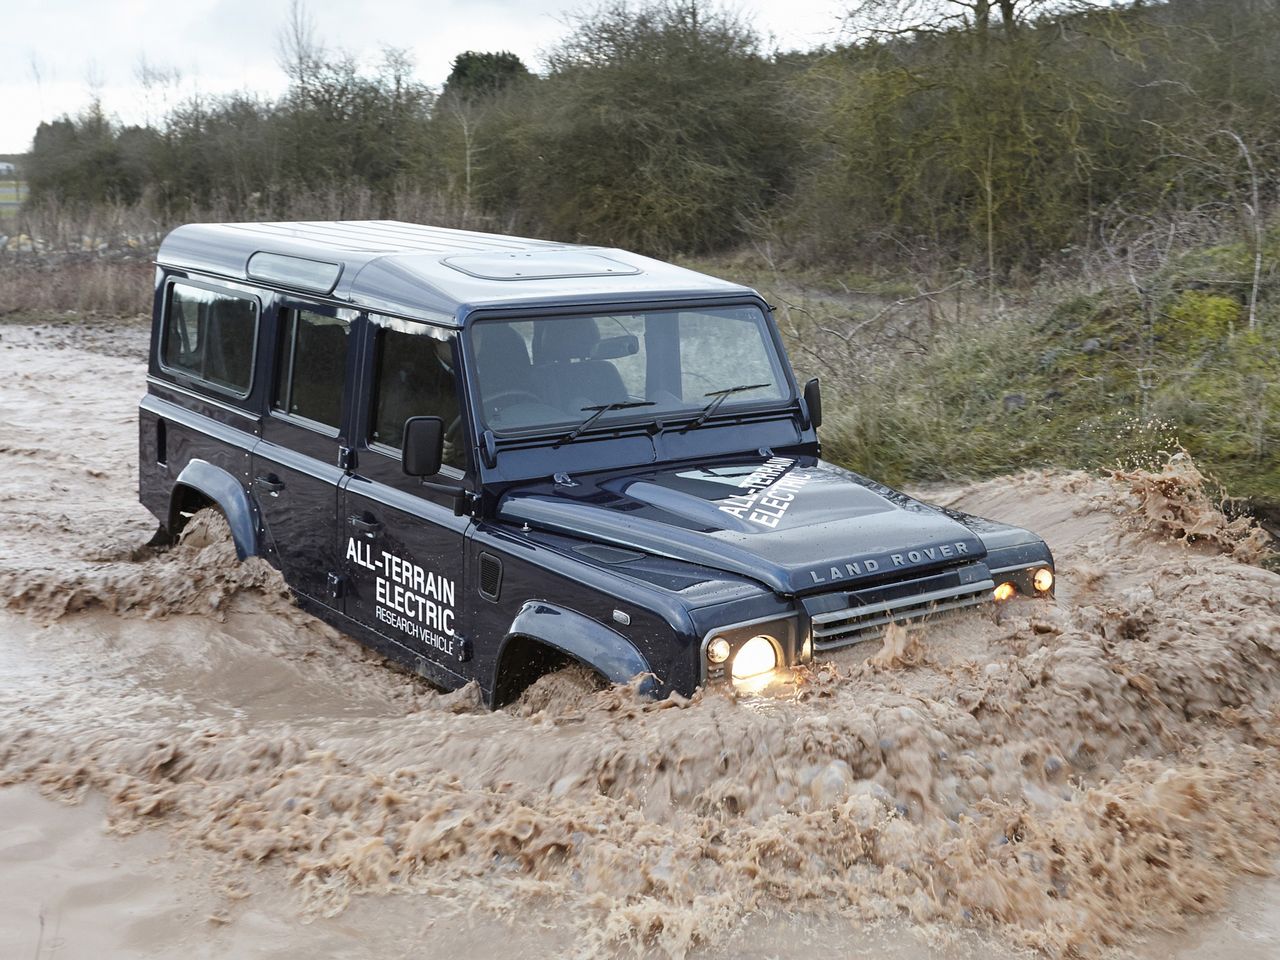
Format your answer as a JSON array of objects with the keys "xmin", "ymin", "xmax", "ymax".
[
  {"xmin": 168, "ymin": 459, "xmax": 259, "ymax": 560},
  {"xmin": 490, "ymin": 601, "xmax": 656, "ymax": 707}
]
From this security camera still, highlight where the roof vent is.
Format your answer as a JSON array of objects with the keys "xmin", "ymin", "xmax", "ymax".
[
  {"xmin": 442, "ymin": 251, "xmax": 641, "ymax": 281},
  {"xmin": 247, "ymin": 252, "xmax": 343, "ymax": 294}
]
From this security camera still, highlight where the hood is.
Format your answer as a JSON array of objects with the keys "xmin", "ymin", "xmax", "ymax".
[{"xmin": 497, "ymin": 455, "xmax": 986, "ymax": 596}]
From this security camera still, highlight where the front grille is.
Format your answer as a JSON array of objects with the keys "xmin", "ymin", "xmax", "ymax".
[{"xmin": 809, "ymin": 578, "xmax": 994, "ymax": 651}]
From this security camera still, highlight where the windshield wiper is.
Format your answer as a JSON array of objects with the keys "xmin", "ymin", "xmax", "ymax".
[
  {"xmin": 681, "ymin": 383, "xmax": 772, "ymax": 432},
  {"xmin": 554, "ymin": 400, "xmax": 656, "ymax": 447}
]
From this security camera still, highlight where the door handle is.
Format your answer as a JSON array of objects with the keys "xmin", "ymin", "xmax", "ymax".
[
  {"xmin": 349, "ymin": 515, "xmax": 382, "ymax": 538},
  {"xmin": 254, "ymin": 474, "xmax": 285, "ymax": 496}
]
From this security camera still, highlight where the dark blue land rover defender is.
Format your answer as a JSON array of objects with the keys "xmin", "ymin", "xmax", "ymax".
[{"xmin": 139, "ymin": 221, "xmax": 1054, "ymax": 704}]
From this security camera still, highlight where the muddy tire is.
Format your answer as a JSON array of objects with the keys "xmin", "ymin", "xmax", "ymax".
[
  {"xmin": 508, "ymin": 663, "xmax": 609, "ymax": 717},
  {"xmin": 175, "ymin": 507, "xmax": 235, "ymax": 553}
]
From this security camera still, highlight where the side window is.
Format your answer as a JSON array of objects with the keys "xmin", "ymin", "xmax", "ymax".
[
  {"xmin": 161, "ymin": 283, "xmax": 258, "ymax": 395},
  {"xmin": 370, "ymin": 318, "xmax": 466, "ymax": 470},
  {"xmin": 272, "ymin": 308, "xmax": 350, "ymax": 430}
]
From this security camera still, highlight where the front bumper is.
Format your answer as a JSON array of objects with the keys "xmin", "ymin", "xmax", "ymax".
[{"xmin": 699, "ymin": 557, "xmax": 1055, "ymax": 689}]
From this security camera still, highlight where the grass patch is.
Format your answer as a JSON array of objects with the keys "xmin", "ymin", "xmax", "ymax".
[
  {"xmin": 694, "ymin": 237, "xmax": 1280, "ymax": 507},
  {"xmin": 0, "ymin": 180, "xmax": 27, "ymax": 208},
  {"xmin": 0, "ymin": 256, "xmax": 152, "ymax": 317}
]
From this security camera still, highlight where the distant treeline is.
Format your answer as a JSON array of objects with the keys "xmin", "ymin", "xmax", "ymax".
[{"xmin": 19, "ymin": 0, "xmax": 1280, "ymax": 275}]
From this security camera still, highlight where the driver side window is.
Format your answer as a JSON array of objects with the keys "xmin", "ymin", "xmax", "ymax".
[{"xmin": 370, "ymin": 318, "xmax": 466, "ymax": 470}]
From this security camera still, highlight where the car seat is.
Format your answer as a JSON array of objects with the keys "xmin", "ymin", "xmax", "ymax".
[{"xmin": 531, "ymin": 317, "xmax": 629, "ymax": 411}]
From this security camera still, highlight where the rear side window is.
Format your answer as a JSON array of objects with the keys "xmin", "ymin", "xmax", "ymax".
[
  {"xmin": 272, "ymin": 309, "xmax": 350, "ymax": 430},
  {"xmin": 162, "ymin": 283, "xmax": 258, "ymax": 395}
]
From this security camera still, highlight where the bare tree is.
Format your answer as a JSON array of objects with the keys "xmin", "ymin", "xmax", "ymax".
[
  {"xmin": 843, "ymin": 0, "xmax": 1110, "ymax": 38},
  {"xmin": 448, "ymin": 99, "xmax": 481, "ymax": 217},
  {"xmin": 277, "ymin": 0, "xmax": 324, "ymax": 93},
  {"xmin": 1218, "ymin": 130, "xmax": 1264, "ymax": 331},
  {"xmin": 28, "ymin": 51, "xmax": 46, "ymax": 124},
  {"xmin": 135, "ymin": 56, "xmax": 183, "ymax": 130},
  {"xmin": 83, "ymin": 58, "xmax": 104, "ymax": 98},
  {"xmin": 1152, "ymin": 127, "xmax": 1269, "ymax": 330}
]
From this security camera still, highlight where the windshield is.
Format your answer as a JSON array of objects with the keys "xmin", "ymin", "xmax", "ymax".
[{"xmin": 467, "ymin": 305, "xmax": 790, "ymax": 436}]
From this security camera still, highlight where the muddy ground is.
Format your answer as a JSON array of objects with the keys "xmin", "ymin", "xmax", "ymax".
[{"xmin": 2, "ymin": 316, "xmax": 1280, "ymax": 959}]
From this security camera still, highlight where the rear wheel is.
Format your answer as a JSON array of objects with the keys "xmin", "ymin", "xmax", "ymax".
[
  {"xmin": 175, "ymin": 507, "xmax": 235, "ymax": 555},
  {"xmin": 166, "ymin": 485, "xmax": 217, "ymax": 543}
]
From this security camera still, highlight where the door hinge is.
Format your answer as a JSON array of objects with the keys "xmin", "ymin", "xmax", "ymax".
[
  {"xmin": 338, "ymin": 446, "xmax": 356, "ymax": 471},
  {"xmin": 327, "ymin": 572, "xmax": 346, "ymax": 599},
  {"xmin": 456, "ymin": 636, "xmax": 473, "ymax": 663},
  {"xmin": 457, "ymin": 489, "xmax": 481, "ymax": 518}
]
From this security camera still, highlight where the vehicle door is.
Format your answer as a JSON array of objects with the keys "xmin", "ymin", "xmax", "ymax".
[
  {"xmin": 251, "ymin": 302, "xmax": 357, "ymax": 605},
  {"xmin": 340, "ymin": 315, "xmax": 473, "ymax": 683}
]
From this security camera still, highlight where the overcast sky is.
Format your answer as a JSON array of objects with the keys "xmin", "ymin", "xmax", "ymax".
[{"xmin": 1, "ymin": 0, "xmax": 848, "ymax": 154}]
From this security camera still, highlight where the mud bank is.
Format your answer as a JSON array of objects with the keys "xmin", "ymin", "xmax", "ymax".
[{"xmin": 2, "ymin": 322, "xmax": 1280, "ymax": 959}]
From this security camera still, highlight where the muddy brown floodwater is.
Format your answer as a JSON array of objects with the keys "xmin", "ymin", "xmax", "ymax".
[{"xmin": 2, "ymin": 318, "xmax": 1280, "ymax": 960}]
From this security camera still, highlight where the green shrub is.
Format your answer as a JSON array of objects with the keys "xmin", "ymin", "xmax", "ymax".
[{"xmin": 1156, "ymin": 290, "xmax": 1242, "ymax": 353}]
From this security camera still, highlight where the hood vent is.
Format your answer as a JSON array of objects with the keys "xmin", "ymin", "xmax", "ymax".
[{"xmin": 573, "ymin": 544, "xmax": 644, "ymax": 564}]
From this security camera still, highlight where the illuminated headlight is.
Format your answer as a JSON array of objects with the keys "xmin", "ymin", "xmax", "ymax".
[
  {"xmin": 732, "ymin": 635, "xmax": 779, "ymax": 680},
  {"xmin": 700, "ymin": 615, "xmax": 799, "ymax": 686},
  {"xmin": 1033, "ymin": 567, "xmax": 1054, "ymax": 593},
  {"xmin": 993, "ymin": 581, "xmax": 1017, "ymax": 602}
]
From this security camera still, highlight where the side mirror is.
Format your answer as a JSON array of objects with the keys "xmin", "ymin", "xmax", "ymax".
[
  {"xmin": 803, "ymin": 377, "xmax": 823, "ymax": 430},
  {"xmin": 402, "ymin": 416, "xmax": 444, "ymax": 477}
]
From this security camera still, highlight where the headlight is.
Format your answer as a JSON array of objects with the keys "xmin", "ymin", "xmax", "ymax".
[
  {"xmin": 1033, "ymin": 567, "xmax": 1054, "ymax": 593},
  {"xmin": 700, "ymin": 615, "xmax": 799, "ymax": 685},
  {"xmin": 993, "ymin": 581, "xmax": 1017, "ymax": 602},
  {"xmin": 732, "ymin": 635, "xmax": 778, "ymax": 679}
]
